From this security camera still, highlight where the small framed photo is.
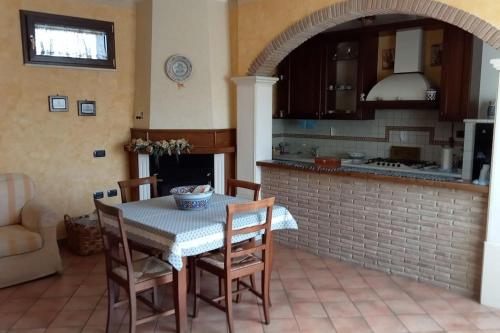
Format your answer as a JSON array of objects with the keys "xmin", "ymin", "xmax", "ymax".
[
  {"xmin": 48, "ymin": 95, "xmax": 68, "ymax": 112},
  {"xmin": 78, "ymin": 100, "xmax": 96, "ymax": 116}
]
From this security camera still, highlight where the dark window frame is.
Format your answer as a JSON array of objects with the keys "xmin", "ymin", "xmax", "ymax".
[{"xmin": 20, "ymin": 10, "xmax": 116, "ymax": 69}]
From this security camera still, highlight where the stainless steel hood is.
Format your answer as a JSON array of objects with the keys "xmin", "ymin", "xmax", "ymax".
[{"xmin": 366, "ymin": 28, "xmax": 431, "ymax": 101}]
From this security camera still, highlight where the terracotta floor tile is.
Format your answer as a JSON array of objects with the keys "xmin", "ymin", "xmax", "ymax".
[
  {"xmin": 28, "ymin": 297, "xmax": 69, "ymax": 313},
  {"xmin": 12, "ymin": 310, "xmax": 58, "ymax": 329},
  {"xmin": 291, "ymin": 302, "xmax": 327, "ymax": 318},
  {"xmin": 7, "ymin": 328, "xmax": 46, "ymax": 333},
  {"xmin": 345, "ymin": 287, "xmax": 380, "ymax": 302},
  {"xmin": 449, "ymin": 297, "xmax": 492, "ymax": 314},
  {"xmin": 375, "ymin": 288, "xmax": 412, "ymax": 301},
  {"xmin": 430, "ymin": 314, "xmax": 477, "ymax": 331},
  {"xmin": 49, "ymin": 309, "xmax": 93, "ymax": 328},
  {"xmin": 355, "ymin": 300, "xmax": 392, "ymax": 317},
  {"xmin": 234, "ymin": 319, "xmax": 264, "ymax": 333},
  {"xmin": 299, "ymin": 259, "xmax": 327, "ymax": 269},
  {"xmin": 385, "ymin": 299, "xmax": 426, "ymax": 315},
  {"xmin": 465, "ymin": 312, "xmax": 500, "ymax": 330},
  {"xmin": 309, "ymin": 276, "xmax": 341, "ymax": 290},
  {"xmin": 269, "ymin": 290, "xmax": 288, "ymax": 304},
  {"xmin": 73, "ymin": 285, "xmax": 106, "ymax": 298},
  {"xmin": 331, "ymin": 316, "xmax": 373, "ymax": 333},
  {"xmin": 41, "ymin": 284, "xmax": 79, "ymax": 298},
  {"xmin": 418, "ymin": 299, "xmax": 458, "ymax": 315},
  {"xmin": 81, "ymin": 327, "xmax": 106, "ymax": 333},
  {"xmin": 364, "ymin": 315, "xmax": 408, "ymax": 333},
  {"xmin": 268, "ymin": 303, "xmax": 294, "ymax": 319},
  {"xmin": 295, "ymin": 316, "xmax": 336, "ymax": 332},
  {"xmin": 397, "ymin": 314, "xmax": 442, "ymax": 332},
  {"xmin": 262, "ymin": 318, "xmax": 299, "ymax": 333},
  {"xmin": 316, "ymin": 289, "xmax": 350, "ymax": 303},
  {"xmin": 281, "ymin": 278, "xmax": 313, "ymax": 291},
  {"xmin": 63, "ymin": 296, "xmax": 101, "ymax": 311},
  {"xmin": 0, "ymin": 312, "xmax": 24, "ymax": 330},
  {"xmin": 277, "ymin": 268, "xmax": 306, "ymax": 279},
  {"xmin": 304, "ymin": 268, "xmax": 334, "ymax": 279},
  {"xmin": 287, "ymin": 290, "xmax": 319, "ymax": 303},
  {"xmin": 0, "ymin": 299, "xmax": 37, "ymax": 313},
  {"xmin": 46, "ymin": 327, "xmax": 84, "ymax": 333},
  {"xmin": 338, "ymin": 276, "xmax": 369, "ymax": 289},
  {"xmin": 364, "ymin": 276, "xmax": 398, "ymax": 289},
  {"xmin": 324, "ymin": 301, "xmax": 361, "ymax": 318}
]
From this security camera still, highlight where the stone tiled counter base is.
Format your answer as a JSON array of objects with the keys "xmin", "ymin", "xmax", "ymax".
[{"xmin": 261, "ymin": 166, "xmax": 488, "ymax": 297}]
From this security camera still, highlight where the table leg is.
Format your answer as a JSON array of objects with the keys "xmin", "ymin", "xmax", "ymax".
[{"xmin": 174, "ymin": 257, "xmax": 188, "ymax": 333}]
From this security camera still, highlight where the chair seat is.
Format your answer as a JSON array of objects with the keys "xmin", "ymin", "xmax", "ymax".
[
  {"xmin": 0, "ymin": 225, "xmax": 42, "ymax": 257},
  {"xmin": 113, "ymin": 256, "xmax": 172, "ymax": 282},
  {"xmin": 199, "ymin": 252, "xmax": 262, "ymax": 271}
]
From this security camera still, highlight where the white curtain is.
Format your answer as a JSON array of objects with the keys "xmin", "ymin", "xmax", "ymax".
[{"xmin": 34, "ymin": 24, "xmax": 108, "ymax": 60}]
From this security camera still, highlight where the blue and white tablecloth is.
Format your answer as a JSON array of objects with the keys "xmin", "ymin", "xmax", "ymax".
[{"xmin": 114, "ymin": 194, "xmax": 298, "ymax": 270}]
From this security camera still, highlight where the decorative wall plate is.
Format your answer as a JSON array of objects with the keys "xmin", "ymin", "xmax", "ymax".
[{"xmin": 165, "ymin": 55, "xmax": 192, "ymax": 83}]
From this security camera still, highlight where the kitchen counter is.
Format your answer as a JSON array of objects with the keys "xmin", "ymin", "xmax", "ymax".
[
  {"xmin": 259, "ymin": 160, "xmax": 488, "ymax": 296},
  {"xmin": 257, "ymin": 159, "xmax": 488, "ymax": 193}
]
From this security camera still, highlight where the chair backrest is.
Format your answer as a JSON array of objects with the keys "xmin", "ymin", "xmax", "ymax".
[
  {"xmin": 118, "ymin": 175, "xmax": 158, "ymax": 203},
  {"xmin": 224, "ymin": 197, "xmax": 275, "ymax": 268},
  {"xmin": 94, "ymin": 199, "xmax": 134, "ymax": 284},
  {"xmin": 226, "ymin": 179, "xmax": 261, "ymax": 201},
  {"xmin": 0, "ymin": 173, "xmax": 35, "ymax": 227}
]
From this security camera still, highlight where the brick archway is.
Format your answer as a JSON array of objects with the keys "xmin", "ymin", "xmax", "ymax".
[{"xmin": 248, "ymin": 0, "xmax": 500, "ymax": 75}]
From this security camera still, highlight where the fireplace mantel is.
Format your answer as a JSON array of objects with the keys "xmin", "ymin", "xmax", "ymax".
[{"xmin": 126, "ymin": 128, "xmax": 236, "ymax": 200}]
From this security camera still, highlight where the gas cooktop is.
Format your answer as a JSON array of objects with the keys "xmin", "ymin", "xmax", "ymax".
[{"xmin": 341, "ymin": 157, "xmax": 461, "ymax": 178}]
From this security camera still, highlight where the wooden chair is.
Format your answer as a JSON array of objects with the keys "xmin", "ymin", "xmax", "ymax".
[
  {"xmin": 192, "ymin": 197, "xmax": 275, "ymax": 333},
  {"xmin": 118, "ymin": 175, "xmax": 158, "ymax": 203},
  {"xmin": 226, "ymin": 178, "xmax": 261, "ymax": 200},
  {"xmin": 94, "ymin": 199, "xmax": 176, "ymax": 333}
]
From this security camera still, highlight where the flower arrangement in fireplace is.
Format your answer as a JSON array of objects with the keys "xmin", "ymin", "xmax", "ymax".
[{"xmin": 126, "ymin": 138, "xmax": 193, "ymax": 159}]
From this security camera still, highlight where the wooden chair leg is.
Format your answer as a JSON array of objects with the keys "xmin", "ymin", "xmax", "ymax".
[
  {"xmin": 218, "ymin": 277, "xmax": 224, "ymax": 304},
  {"xmin": 192, "ymin": 264, "xmax": 200, "ymax": 317},
  {"xmin": 262, "ymin": 268, "xmax": 270, "ymax": 325},
  {"xmin": 106, "ymin": 279, "xmax": 116, "ymax": 333},
  {"xmin": 224, "ymin": 278, "xmax": 234, "ymax": 333},
  {"xmin": 235, "ymin": 278, "xmax": 241, "ymax": 303},
  {"xmin": 129, "ymin": 290, "xmax": 137, "ymax": 333}
]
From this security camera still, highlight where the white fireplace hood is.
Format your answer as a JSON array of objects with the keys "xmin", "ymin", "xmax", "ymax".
[{"xmin": 366, "ymin": 28, "xmax": 431, "ymax": 101}]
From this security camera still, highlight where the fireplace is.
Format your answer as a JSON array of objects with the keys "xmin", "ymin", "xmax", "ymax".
[
  {"xmin": 126, "ymin": 128, "xmax": 236, "ymax": 201},
  {"xmin": 150, "ymin": 154, "xmax": 214, "ymax": 196}
]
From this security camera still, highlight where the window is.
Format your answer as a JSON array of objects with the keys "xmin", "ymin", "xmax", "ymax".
[{"xmin": 20, "ymin": 11, "xmax": 116, "ymax": 69}]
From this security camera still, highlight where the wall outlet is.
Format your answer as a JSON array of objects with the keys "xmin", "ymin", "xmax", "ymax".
[
  {"xmin": 93, "ymin": 150, "xmax": 106, "ymax": 158},
  {"xmin": 107, "ymin": 189, "xmax": 118, "ymax": 197},
  {"xmin": 93, "ymin": 191, "xmax": 104, "ymax": 199}
]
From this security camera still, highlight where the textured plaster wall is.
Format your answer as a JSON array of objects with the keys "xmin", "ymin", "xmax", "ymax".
[
  {"xmin": 233, "ymin": 0, "xmax": 500, "ymax": 76},
  {"xmin": 0, "ymin": 0, "xmax": 136, "ymax": 236}
]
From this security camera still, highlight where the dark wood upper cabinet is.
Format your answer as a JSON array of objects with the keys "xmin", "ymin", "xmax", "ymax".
[
  {"xmin": 287, "ymin": 39, "xmax": 323, "ymax": 119},
  {"xmin": 275, "ymin": 19, "xmax": 476, "ymax": 122},
  {"xmin": 439, "ymin": 25, "xmax": 477, "ymax": 121}
]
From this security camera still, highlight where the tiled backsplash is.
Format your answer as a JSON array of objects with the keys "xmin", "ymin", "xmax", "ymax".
[{"xmin": 273, "ymin": 109, "xmax": 464, "ymax": 163}]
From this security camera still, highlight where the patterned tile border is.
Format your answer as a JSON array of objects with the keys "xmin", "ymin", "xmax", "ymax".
[
  {"xmin": 273, "ymin": 125, "xmax": 463, "ymax": 146},
  {"xmin": 248, "ymin": 0, "xmax": 500, "ymax": 75}
]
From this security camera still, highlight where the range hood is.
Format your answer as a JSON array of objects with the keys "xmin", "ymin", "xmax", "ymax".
[{"xmin": 366, "ymin": 28, "xmax": 431, "ymax": 101}]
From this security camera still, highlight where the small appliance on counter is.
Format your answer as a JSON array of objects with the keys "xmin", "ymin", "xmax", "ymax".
[{"xmin": 440, "ymin": 146, "xmax": 453, "ymax": 172}]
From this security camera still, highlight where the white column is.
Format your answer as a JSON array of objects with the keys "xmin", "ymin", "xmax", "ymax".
[
  {"xmin": 481, "ymin": 59, "xmax": 500, "ymax": 308},
  {"xmin": 231, "ymin": 76, "xmax": 278, "ymax": 188}
]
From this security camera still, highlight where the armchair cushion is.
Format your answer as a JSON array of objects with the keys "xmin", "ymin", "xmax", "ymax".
[
  {"xmin": 0, "ymin": 173, "xmax": 35, "ymax": 227},
  {"xmin": 21, "ymin": 199, "xmax": 59, "ymax": 234},
  {"xmin": 0, "ymin": 225, "xmax": 42, "ymax": 257}
]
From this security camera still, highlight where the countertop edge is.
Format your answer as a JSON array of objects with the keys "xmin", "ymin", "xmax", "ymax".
[{"xmin": 257, "ymin": 160, "xmax": 489, "ymax": 194}]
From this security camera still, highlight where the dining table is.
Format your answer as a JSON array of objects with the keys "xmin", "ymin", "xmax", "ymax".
[{"xmin": 114, "ymin": 193, "xmax": 298, "ymax": 333}]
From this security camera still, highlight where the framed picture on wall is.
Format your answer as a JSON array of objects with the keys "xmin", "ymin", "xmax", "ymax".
[
  {"xmin": 431, "ymin": 44, "xmax": 442, "ymax": 66},
  {"xmin": 382, "ymin": 48, "xmax": 395, "ymax": 70},
  {"xmin": 77, "ymin": 100, "xmax": 96, "ymax": 116},
  {"xmin": 48, "ymin": 95, "xmax": 68, "ymax": 112}
]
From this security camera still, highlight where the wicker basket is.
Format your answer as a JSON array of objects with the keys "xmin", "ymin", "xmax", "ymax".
[{"xmin": 64, "ymin": 212, "xmax": 103, "ymax": 256}]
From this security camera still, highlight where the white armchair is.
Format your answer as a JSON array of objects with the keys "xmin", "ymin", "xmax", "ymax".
[{"xmin": 0, "ymin": 173, "xmax": 62, "ymax": 288}]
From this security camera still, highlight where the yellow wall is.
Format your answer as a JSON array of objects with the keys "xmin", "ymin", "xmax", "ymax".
[
  {"xmin": 0, "ymin": 0, "xmax": 136, "ymax": 236},
  {"xmin": 233, "ymin": 0, "xmax": 500, "ymax": 76}
]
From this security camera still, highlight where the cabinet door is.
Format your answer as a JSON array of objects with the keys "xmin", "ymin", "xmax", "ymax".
[
  {"xmin": 440, "ymin": 26, "xmax": 475, "ymax": 121},
  {"xmin": 287, "ymin": 39, "xmax": 323, "ymax": 119},
  {"xmin": 275, "ymin": 57, "xmax": 290, "ymax": 118}
]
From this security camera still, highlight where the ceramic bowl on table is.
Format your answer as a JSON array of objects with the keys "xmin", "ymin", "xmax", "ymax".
[{"xmin": 170, "ymin": 185, "xmax": 214, "ymax": 210}]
